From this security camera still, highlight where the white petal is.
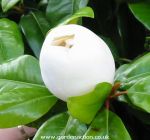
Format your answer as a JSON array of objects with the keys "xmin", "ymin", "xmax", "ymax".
[{"xmin": 40, "ymin": 24, "xmax": 115, "ymax": 101}]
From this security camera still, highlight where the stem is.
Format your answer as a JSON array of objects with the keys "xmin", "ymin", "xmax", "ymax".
[
  {"xmin": 105, "ymin": 99, "xmax": 110, "ymax": 110},
  {"xmin": 105, "ymin": 90, "xmax": 128, "ymax": 110},
  {"xmin": 104, "ymin": 85, "xmax": 128, "ymax": 134},
  {"xmin": 13, "ymin": 6, "xmax": 24, "ymax": 14},
  {"xmin": 119, "ymin": 58, "xmax": 132, "ymax": 63},
  {"xmin": 110, "ymin": 82, "xmax": 121, "ymax": 96},
  {"xmin": 109, "ymin": 91, "xmax": 128, "ymax": 99},
  {"xmin": 106, "ymin": 108, "xmax": 109, "ymax": 136}
]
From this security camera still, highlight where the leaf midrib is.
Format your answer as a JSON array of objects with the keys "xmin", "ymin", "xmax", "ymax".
[
  {"xmin": 0, "ymin": 95, "xmax": 55, "ymax": 112},
  {"xmin": 0, "ymin": 78, "xmax": 45, "ymax": 88}
]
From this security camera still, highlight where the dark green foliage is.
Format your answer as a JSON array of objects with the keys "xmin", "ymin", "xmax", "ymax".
[{"xmin": 0, "ymin": 0, "xmax": 150, "ymax": 139}]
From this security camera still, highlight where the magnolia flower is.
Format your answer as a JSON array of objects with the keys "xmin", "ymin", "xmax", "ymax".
[{"xmin": 40, "ymin": 24, "xmax": 115, "ymax": 101}]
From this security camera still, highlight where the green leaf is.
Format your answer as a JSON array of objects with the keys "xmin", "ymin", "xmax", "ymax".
[
  {"xmin": 0, "ymin": 55, "xmax": 43, "ymax": 85},
  {"xmin": 20, "ymin": 11, "xmax": 51, "ymax": 58},
  {"xmin": 33, "ymin": 113, "xmax": 87, "ymax": 140},
  {"xmin": 115, "ymin": 64, "xmax": 129, "ymax": 82},
  {"xmin": 0, "ymin": 79, "xmax": 57, "ymax": 128},
  {"xmin": 46, "ymin": 0, "xmax": 89, "ymax": 26},
  {"xmin": 0, "ymin": 18, "xmax": 24, "ymax": 63},
  {"xmin": 67, "ymin": 82, "xmax": 112, "ymax": 124},
  {"xmin": 38, "ymin": 0, "xmax": 48, "ymax": 7},
  {"xmin": 128, "ymin": 75, "xmax": 150, "ymax": 113},
  {"xmin": 1, "ymin": 0, "xmax": 21, "ymax": 12},
  {"xmin": 115, "ymin": 53, "xmax": 150, "ymax": 111},
  {"xmin": 84, "ymin": 109, "xmax": 131, "ymax": 140},
  {"xmin": 115, "ymin": 53, "xmax": 150, "ymax": 88},
  {"xmin": 120, "ymin": 72, "xmax": 150, "ymax": 90},
  {"xmin": 28, "ymin": 100, "xmax": 67, "ymax": 129},
  {"xmin": 129, "ymin": 2, "xmax": 150, "ymax": 30},
  {"xmin": 59, "ymin": 7, "xmax": 94, "ymax": 25},
  {"xmin": 0, "ymin": 55, "xmax": 57, "ymax": 128}
]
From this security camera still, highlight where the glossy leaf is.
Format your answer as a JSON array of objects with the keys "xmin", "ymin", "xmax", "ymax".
[
  {"xmin": 1, "ymin": 0, "xmax": 21, "ymax": 12},
  {"xmin": 67, "ymin": 82, "xmax": 112, "ymax": 124},
  {"xmin": 115, "ymin": 64, "xmax": 129, "ymax": 82},
  {"xmin": 115, "ymin": 53, "xmax": 150, "ymax": 107},
  {"xmin": 59, "ymin": 7, "xmax": 94, "ymax": 25},
  {"xmin": 46, "ymin": 0, "xmax": 89, "ymax": 26},
  {"xmin": 84, "ymin": 109, "xmax": 131, "ymax": 140},
  {"xmin": 120, "ymin": 72, "xmax": 150, "ymax": 90},
  {"xmin": 128, "ymin": 76, "xmax": 150, "ymax": 113},
  {"xmin": 0, "ymin": 79, "xmax": 57, "ymax": 128},
  {"xmin": 38, "ymin": 0, "xmax": 48, "ymax": 7},
  {"xmin": 115, "ymin": 53, "xmax": 150, "ymax": 86},
  {"xmin": 0, "ymin": 18, "xmax": 24, "ymax": 63},
  {"xmin": 20, "ymin": 11, "xmax": 51, "ymax": 58},
  {"xmin": 0, "ymin": 55, "xmax": 43, "ymax": 85},
  {"xmin": 129, "ymin": 2, "xmax": 150, "ymax": 30},
  {"xmin": 33, "ymin": 113, "xmax": 87, "ymax": 140},
  {"xmin": 0, "ymin": 55, "xmax": 57, "ymax": 128}
]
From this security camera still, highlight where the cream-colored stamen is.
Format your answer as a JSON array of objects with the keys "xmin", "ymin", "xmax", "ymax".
[{"xmin": 51, "ymin": 34, "xmax": 75, "ymax": 48}]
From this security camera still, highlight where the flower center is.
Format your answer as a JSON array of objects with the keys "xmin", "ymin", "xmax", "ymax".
[{"xmin": 51, "ymin": 34, "xmax": 75, "ymax": 48}]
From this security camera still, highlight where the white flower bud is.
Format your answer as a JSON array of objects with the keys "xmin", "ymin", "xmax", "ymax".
[{"xmin": 40, "ymin": 24, "xmax": 115, "ymax": 101}]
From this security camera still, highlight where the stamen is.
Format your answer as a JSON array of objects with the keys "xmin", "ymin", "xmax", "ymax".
[{"xmin": 51, "ymin": 34, "xmax": 75, "ymax": 48}]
